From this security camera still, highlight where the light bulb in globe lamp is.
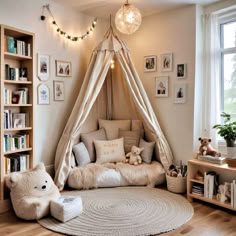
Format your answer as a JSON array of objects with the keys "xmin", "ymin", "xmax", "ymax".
[{"xmin": 115, "ymin": 2, "xmax": 142, "ymax": 35}]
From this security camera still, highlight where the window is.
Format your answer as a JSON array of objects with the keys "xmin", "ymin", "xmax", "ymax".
[{"xmin": 220, "ymin": 20, "xmax": 236, "ymax": 121}]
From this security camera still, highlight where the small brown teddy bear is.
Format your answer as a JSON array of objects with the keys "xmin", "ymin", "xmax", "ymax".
[
  {"xmin": 198, "ymin": 137, "xmax": 221, "ymax": 157},
  {"xmin": 125, "ymin": 146, "xmax": 144, "ymax": 165}
]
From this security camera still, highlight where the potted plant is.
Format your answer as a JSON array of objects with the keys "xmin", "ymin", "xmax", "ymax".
[{"xmin": 212, "ymin": 112, "xmax": 236, "ymax": 147}]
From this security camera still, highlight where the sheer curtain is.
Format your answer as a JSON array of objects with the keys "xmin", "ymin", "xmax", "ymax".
[{"xmin": 194, "ymin": 13, "xmax": 221, "ymax": 150}]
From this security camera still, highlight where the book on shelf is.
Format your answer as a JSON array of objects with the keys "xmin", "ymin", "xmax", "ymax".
[
  {"xmin": 4, "ymin": 109, "xmax": 12, "ymax": 129},
  {"xmin": 6, "ymin": 36, "xmax": 16, "ymax": 53},
  {"xmin": 204, "ymin": 171, "xmax": 219, "ymax": 199},
  {"xmin": 5, "ymin": 154, "xmax": 30, "ymax": 174},
  {"xmin": 4, "ymin": 88, "xmax": 11, "ymax": 104},
  {"xmin": 231, "ymin": 180, "xmax": 236, "ymax": 208}
]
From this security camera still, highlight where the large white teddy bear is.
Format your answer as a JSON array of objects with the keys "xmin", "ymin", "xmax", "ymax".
[{"xmin": 6, "ymin": 163, "xmax": 60, "ymax": 220}]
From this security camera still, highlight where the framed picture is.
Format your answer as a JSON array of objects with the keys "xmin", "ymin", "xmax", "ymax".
[
  {"xmin": 53, "ymin": 80, "xmax": 65, "ymax": 101},
  {"xmin": 37, "ymin": 84, "xmax": 50, "ymax": 105},
  {"xmin": 38, "ymin": 54, "xmax": 50, "ymax": 81},
  {"xmin": 155, "ymin": 76, "xmax": 168, "ymax": 97},
  {"xmin": 161, "ymin": 53, "xmax": 173, "ymax": 72},
  {"xmin": 174, "ymin": 83, "xmax": 187, "ymax": 103},
  {"xmin": 56, "ymin": 60, "xmax": 72, "ymax": 77},
  {"xmin": 177, "ymin": 64, "xmax": 187, "ymax": 79},
  {"xmin": 144, "ymin": 55, "xmax": 157, "ymax": 72}
]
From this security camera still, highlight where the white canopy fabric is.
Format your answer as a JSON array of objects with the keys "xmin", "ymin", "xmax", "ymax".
[{"xmin": 54, "ymin": 29, "xmax": 174, "ymax": 190}]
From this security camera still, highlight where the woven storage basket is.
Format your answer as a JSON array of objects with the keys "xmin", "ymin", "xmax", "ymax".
[{"xmin": 166, "ymin": 174, "xmax": 187, "ymax": 193}]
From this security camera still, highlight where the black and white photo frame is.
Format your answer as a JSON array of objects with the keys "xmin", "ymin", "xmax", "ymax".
[
  {"xmin": 144, "ymin": 55, "xmax": 157, "ymax": 72},
  {"xmin": 161, "ymin": 53, "xmax": 173, "ymax": 72},
  {"xmin": 174, "ymin": 83, "xmax": 187, "ymax": 103},
  {"xmin": 177, "ymin": 64, "xmax": 187, "ymax": 79},
  {"xmin": 155, "ymin": 76, "xmax": 169, "ymax": 97}
]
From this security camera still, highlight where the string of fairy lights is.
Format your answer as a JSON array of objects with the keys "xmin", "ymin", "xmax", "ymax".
[{"xmin": 40, "ymin": 4, "xmax": 97, "ymax": 42}]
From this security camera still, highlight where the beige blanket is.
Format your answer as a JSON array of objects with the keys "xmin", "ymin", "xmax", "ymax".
[{"xmin": 67, "ymin": 161, "xmax": 165, "ymax": 190}]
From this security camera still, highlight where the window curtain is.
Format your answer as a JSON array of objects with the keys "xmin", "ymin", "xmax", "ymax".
[{"xmin": 194, "ymin": 13, "xmax": 221, "ymax": 151}]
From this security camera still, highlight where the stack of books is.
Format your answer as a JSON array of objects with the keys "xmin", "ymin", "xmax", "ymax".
[
  {"xmin": 198, "ymin": 155, "xmax": 226, "ymax": 165},
  {"xmin": 192, "ymin": 183, "xmax": 204, "ymax": 196}
]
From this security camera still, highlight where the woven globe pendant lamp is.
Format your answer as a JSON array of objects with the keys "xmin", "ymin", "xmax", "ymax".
[{"xmin": 115, "ymin": 0, "xmax": 142, "ymax": 35}]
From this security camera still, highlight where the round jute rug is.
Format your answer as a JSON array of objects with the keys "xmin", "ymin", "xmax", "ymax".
[{"xmin": 38, "ymin": 187, "xmax": 193, "ymax": 236}]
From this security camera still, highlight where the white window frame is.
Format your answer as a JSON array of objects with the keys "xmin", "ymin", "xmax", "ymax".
[{"xmin": 217, "ymin": 12, "xmax": 236, "ymax": 146}]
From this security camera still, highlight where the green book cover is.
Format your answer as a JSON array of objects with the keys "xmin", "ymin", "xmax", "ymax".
[{"xmin": 7, "ymin": 36, "xmax": 16, "ymax": 53}]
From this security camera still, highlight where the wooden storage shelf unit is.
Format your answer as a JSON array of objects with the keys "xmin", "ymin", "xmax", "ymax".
[
  {"xmin": 0, "ymin": 25, "xmax": 34, "ymax": 213},
  {"xmin": 187, "ymin": 159, "xmax": 236, "ymax": 211}
]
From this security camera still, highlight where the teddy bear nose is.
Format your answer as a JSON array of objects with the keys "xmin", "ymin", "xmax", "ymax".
[{"xmin": 42, "ymin": 185, "xmax": 46, "ymax": 190}]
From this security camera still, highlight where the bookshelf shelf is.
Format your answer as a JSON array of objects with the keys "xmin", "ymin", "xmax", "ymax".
[
  {"xmin": 4, "ymin": 52, "xmax": 32, "ymax": 60},
  {"xmin": 4, "ymin": 148, "xmax": 32, "ymax": 155},
  {"xmin": 0, "ymin": 25, "xmax": 34, "ymax": 213},
  {"xmin": 4, "ymin": 104, "xmax": 32, "ymax": 107},
  {"xmin": 4, "ymin": 127, "xmax": 32, "ymax": 132},
  {"xmin": 187, "ymin": 159, "xmax": 236, "ymax": 211},
  {"xmin": 190, "ymin": 178, "xmax": 204, "ymax": 184},
  {"xmin": 4, "ymin": 80, "xmax": 32, "ymax": 84}
]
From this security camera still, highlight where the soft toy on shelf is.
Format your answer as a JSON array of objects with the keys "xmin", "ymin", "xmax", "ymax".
[
  {"xmin": 216, "ymin": 182, "xmax": 231, "ymax": 203},
  {"xmin": 5, "ymin": 163, "xmax": 60, "ymax": 220},
  {"xmin": 125, "ymin": 146, "xmax": 144, "ymax": 165},
  {"xmin": 198, "ymin": 137, "xmax": 221, "ymax": 157}
]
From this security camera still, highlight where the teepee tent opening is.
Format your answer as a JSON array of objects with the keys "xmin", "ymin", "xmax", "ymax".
[{"xmin": 54, "ymin": 28, "xmax": 174, "ymax": 190}]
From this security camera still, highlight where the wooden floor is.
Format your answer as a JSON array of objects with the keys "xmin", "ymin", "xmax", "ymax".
[{"xmin": 0, "ymin": 199, "xmax": 236, "ymax": 236}]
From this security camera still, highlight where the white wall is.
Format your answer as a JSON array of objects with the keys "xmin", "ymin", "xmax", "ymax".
[
  {"xmin": 118, "ymin": 6, "xmax": 197, "ymax": 164},
  {"xmin": 0, "ymin": 0, "xmax": 109, "ymax": 171}
]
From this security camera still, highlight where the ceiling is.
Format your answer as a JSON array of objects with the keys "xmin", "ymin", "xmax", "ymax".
[{"xmin": 52, "ymin": 0, "xmax": 222, "ymax": 19}]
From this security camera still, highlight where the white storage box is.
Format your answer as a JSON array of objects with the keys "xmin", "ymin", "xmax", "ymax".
[{"xmin": 50, "ymin": 196, "xmax": 83, "ymax": 222}]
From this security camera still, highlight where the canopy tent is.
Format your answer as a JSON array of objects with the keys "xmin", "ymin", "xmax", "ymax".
[{"xmin": 54, "ymin": 29, "xmax": 174, "ymax": 190}]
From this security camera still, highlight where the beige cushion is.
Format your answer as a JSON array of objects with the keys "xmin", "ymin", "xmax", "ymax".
[
  {"xmin": 80, "ymin": 128, "xmax": 107, "ymax": 162},
  {"xmin": 98, "ymin": 119, "xmax": 131, "ymax": 140},
  {"xmin": 94, "ymin": 137, "xmax": 125, "ymax": 164},
  {"xmin": 131, "ymin": 120, "xmax": 144, "ymax": 138},
  {"xmin": 72, "ymin": 142, "xmax": 90, "ymax": 166},
  {"xmin": 139, "ymin": 138, "xmax": 155, "ymax": 164},
  {"xmin": 118, "ymin": 129, "xmax": 140, "ymax": 154}
]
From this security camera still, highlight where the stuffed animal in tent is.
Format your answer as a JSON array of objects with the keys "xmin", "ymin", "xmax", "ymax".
[
  {"xmin": 126, "ymin": 146, "xmax": 144, "ymax": 165},
  {"xmin": 5, "ymin": 163, "xmax": 60, "ymax": 220},
  {"xmin": 198, "ymin": 137, "xmax": 221, "ymax": 157}
]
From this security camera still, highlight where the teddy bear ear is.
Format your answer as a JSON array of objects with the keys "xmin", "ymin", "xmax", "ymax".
[
  {"xmin": 33, "ymin": 162, "xmax": 45, "ymax": 171},
  {"xmin": 140, "ymin": 147, "xmax": 144, "ymax": 152},
  {"xmin": 198, "ymin": 137, "xmax": 202, "ymax": 141},
  {"xmin": 208, "ymin": 138, "xmax": 212, "ymax": 142},
  {"xmin": 5, "ymin": 172, "xmax": 21, "ymax": 189}
]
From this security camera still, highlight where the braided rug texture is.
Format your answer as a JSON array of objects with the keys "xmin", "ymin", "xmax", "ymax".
[{"xmin": 38, "ymin": 187, "xmax": 193, "ymax": 236}]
